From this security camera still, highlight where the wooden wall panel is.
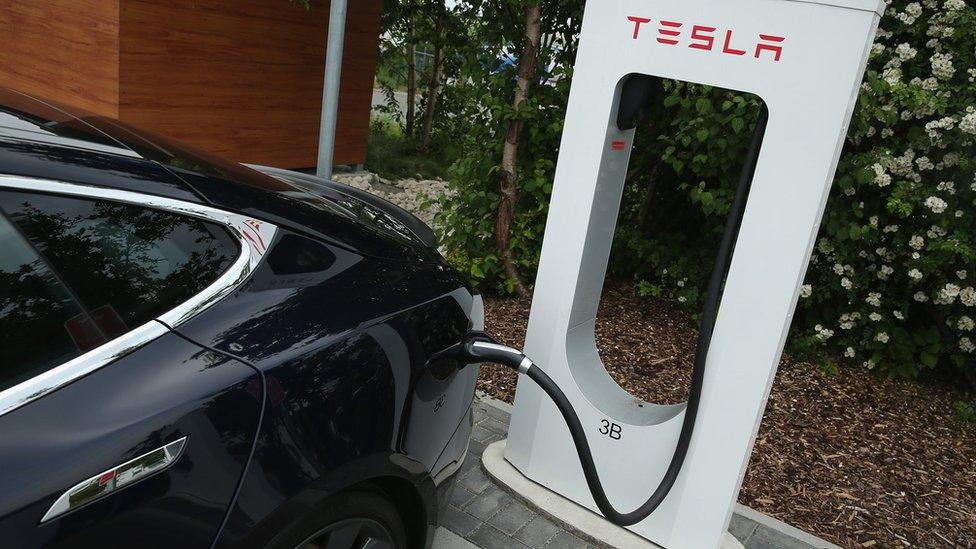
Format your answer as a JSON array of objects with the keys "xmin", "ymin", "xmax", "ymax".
[
  {"xmin": 0, "ymin": 1, "xmax": 120, "ymax": 117},
  {"xmin": 119, "ymin": 0, "xmax": 382, "ymax": 168}
]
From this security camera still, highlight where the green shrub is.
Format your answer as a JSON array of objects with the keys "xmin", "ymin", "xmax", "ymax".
[
  {"xmin": 365, "ymin": 117, "xmax": 455, "ymax": 180},
  {"xmin": 432, "ymin": 2, "xmax": 581, "ymax": 291},
  {"xmin": 956, "ymin": 400, "xmax": 976, "ymax": 422}
]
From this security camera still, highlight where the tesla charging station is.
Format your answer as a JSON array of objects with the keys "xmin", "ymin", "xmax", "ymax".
[{"xmin": 503, "ymin": 0, "xmax": 883, "ymax": 547}]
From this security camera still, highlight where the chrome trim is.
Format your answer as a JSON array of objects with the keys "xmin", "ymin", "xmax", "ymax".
[
  {"xmin": 0, "ymin": 321, "xmax": 169, "ymax": 417},
  {"xmin": 518, "ymin": 357, "xmax": 533, "ymax": 375},
  {"xmin": 40, "ymin": 437, "xmax": 188, "ymax": 523},
  {"xmin": 0, "ymin": 175, "xmax": 277, "ymax": 417}
]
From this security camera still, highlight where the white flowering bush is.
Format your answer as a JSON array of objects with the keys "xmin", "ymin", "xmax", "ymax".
[{"xmin": 796, "ymin": 0, "xmax": 976, "ymax": 378}]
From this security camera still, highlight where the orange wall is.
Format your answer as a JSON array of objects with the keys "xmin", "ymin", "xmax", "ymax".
[
  {"xmin": 0, "ymin": 1, "xmax": 121, "ymax": 117},
  {"xmin": 0, "ymin": 0, "xmax": 381, "ymax": 168}
]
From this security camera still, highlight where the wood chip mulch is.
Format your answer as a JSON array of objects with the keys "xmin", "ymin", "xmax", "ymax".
[{"xmin": 477, "ymin": 281, "xmax": 976, "ymax": 549}]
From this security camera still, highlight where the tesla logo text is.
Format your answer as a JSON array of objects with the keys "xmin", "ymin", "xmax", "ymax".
[{"xmin": 627, "ymin": 16, "xmax": 785, "ymax": 62}]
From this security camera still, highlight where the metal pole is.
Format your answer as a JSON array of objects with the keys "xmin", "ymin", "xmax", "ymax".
[{"xmin": 316, "ymin": 0, "xmax": 348, "ymax": 179}]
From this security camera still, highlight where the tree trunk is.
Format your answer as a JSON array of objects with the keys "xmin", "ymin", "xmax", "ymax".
[
  {"xmin": 636, "ymin": 162, "xmax": 662, "ymax": 227},
  {"xmin": 419, "ymin": 2, "xmax": 445, "ymax": 152},
  {"xmin": 405, "ymin": 19, "xmax": 417, "ymax": 138},
  {"xmin": 495, "ymin": 3, "xmax": 541, "ymax": 297}
]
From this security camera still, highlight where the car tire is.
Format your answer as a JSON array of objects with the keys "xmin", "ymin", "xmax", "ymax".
[{"xmin": 267, "ymin": 489, "xmax": 409, "ymax": 549}]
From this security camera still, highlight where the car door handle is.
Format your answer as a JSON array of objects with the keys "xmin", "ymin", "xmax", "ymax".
[{"xmin": 40, "ymin": 437, "xmax": 188, "ymax": 523}]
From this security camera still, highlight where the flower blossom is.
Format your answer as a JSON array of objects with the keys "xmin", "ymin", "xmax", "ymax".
[
  {"xmin": 931, "ymin": 52, "xmax": 955, "ymax": 79},
  {"xmin": 960, "ymin": 337, "xmax": 975, "ymax": 354},
  {"xmin": 960, "ymin": 110, "xmax": 976, "ymax": 135},
  {"xmin": 924, "ymin": 196, "xmax": 948, "ymax": 213},
  {"xmin": 814, "ymin": 325, "xmax": 834, "ymax": 340},
  {"xmin": 960, "ymin": 287, "xmax": 976, "ymax": 307},
  {"xmin": 895, "ymin": 43, "xmax": 918, "ymax": 60},
  {"xmin": 935, "ymin": 283, "xmax": 961, "ymax": 305}
]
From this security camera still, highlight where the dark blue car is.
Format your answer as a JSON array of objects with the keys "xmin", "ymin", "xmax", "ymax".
[{"xmin": 0, "ymin": 87, "xmax": 482, "ymax": 549}]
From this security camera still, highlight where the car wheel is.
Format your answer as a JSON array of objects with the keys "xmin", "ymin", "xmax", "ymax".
[{"xmin": 270, "ymin": 490, "xmax": 409, "ymax": 549}]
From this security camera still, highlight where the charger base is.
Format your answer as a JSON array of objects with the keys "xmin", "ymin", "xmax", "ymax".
[{"xmin": 483, "ymin": 440, "xmax": 744, "ymax": 549}]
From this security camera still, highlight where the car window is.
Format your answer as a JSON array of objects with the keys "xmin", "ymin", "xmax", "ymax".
[
  {"xmin": 0, "ymin": 212, "xmax": 104, "ymax": 392},
  {"xmin": 0, "ymin": 190, "xmax": 240, "ymax": 347}
]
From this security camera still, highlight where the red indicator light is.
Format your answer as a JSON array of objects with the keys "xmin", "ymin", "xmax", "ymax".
[{"xmin": 611, "ymin": 140, "xmax": 626, "ymax": 151}]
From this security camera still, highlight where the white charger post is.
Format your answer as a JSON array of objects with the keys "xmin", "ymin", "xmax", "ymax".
[{"xmin": 505, "ymin": 1, "xmax": 883, "ymax": 547}]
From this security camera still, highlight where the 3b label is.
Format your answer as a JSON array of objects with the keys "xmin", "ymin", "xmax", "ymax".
[{"xmin": 599, "ymin": 419, "xmax": 622, "ymax": 440}]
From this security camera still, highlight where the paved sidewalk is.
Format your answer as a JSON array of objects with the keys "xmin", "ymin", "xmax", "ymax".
[{"xmin": 434, "ymin": 395, "xmax": 839, "ymax": 549}]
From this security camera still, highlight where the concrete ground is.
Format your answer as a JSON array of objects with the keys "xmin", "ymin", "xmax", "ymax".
[{"xmin": 432, "ymin": 395, "xmax": 840, "ymax": 549}]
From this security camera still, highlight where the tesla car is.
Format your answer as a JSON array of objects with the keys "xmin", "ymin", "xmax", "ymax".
[{"xmin": 0, "ymin": 86, "xmax": 482, "ymax": 549}]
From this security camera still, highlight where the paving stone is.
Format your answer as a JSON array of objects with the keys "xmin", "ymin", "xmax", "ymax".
[
  {"xmin": 480, "ymin": 417, "xmax": 509, "ymax": 436},
  {"xmin": 450, "ymin": 483, "xmax": 478, "ymax": 508},
  {"xmin": 483, "ymin": 433, "xmax": 502, "ymax": 445},
  {"xmin": 467, "ymin": 437, "xmax": 489, "ymax": 456},
  {"xmin": 728, "ymin": 513, "xmax": 759, "ymax": 544},
  {"xmin": 487, "ymin": 501, "xmax": 535, "ymax": 536},
  {"xmin": 745, "ymin": 524, "xmax": 817, "ymax": 549},
  {"xmin": 459, "ymin": 465, "xmax": 492, "ymax": 494},
  {"xmin": 513, "ymin": 515, "xmax": 562, "ymax": 548},
  {"xmin": 432, "ymin": 527, "xmax": 482, "ymax": 549},
  {"xmin": 464, "ymin": 448, "xmax": 481, "ymax": 465},
  {"xmin": 482, "ymin": 403, "xmax": 513, "ymax": 424},
  {"xmin": 440, "ymin": 506, "xmax": 483, "ymax": 538},
  {"xmin": 463, "ymin": 485, "xmax": 514, "ymax": 521},
  {"xmin": 542, "ymin": 530, "xmax": 591, "ymax": 549},
  {"xmin": 472, "ymin": 405, "xmax": 490, "ymax": 422},
  {"xmin": 460, "ymin": 452, "xmax": 480, "ymax": 474},
  {"xmin": 470, "ymin": 425, "xmax": 495, "ymax": 443},
  {"xmin": 467, "ymin": 524, "xmax": 529, "ymax": 549}
]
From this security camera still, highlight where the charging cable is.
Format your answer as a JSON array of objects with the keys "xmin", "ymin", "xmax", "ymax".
[{"xmin": 447, "ymin": 105, "xmax": 768, "ymax": 526}]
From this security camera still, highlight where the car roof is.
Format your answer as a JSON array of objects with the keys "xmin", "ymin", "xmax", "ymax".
[
  {"xmin": 0, "ymin": 87, "xmax": 432, "ymax": 261},
  {"xmin": 0, "ymin": 87, "xmax": 298, "ymax": 199}
]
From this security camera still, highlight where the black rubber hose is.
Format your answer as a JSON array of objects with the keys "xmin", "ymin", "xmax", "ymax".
[{"xmin": 472, "ymin": 105, "xmax": 769, "ymax": 526}]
